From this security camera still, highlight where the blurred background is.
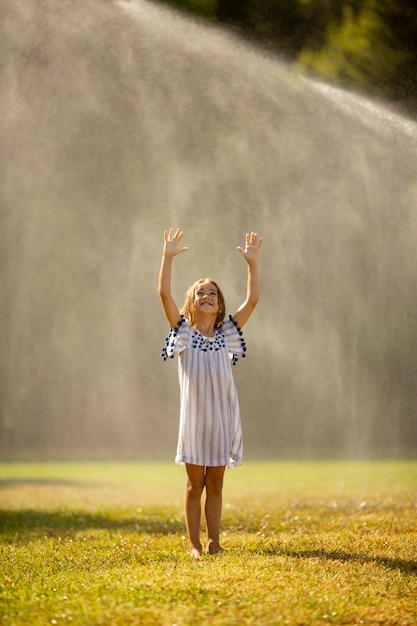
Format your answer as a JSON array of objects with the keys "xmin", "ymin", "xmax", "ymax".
[
  {"xmin": 160, "ymin": 0, "xmax": 417, "ymax": 118},
  {"xmin": 1, "ymin": 0, "xmax": 416, "ymax": 461}
]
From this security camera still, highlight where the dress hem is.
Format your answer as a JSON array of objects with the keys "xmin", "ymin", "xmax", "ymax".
[{"xmin": 175, "ymin": 455, "xmax": 242, "ymax": 469}]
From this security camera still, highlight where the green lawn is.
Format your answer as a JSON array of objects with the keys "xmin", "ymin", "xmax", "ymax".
[{"xmin": 1, "ymin": 461, "xmax": 416, "ymax": 625}]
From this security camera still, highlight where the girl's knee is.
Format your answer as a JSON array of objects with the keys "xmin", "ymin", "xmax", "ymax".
[
  {"xmin": 205, "ymin": 468, "xmax": 225, "ymax": 495},
  {"xmin": 186, "ymin": 479, "xmax": 204, "ymax": 498},
  {"xmin": 185, "ymin": 464, "xmax": 205, "ymax": 493}
]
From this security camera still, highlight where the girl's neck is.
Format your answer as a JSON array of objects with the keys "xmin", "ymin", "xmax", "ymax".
[{"xmin": 194, "ymin": 316, "xmax": 216, "ymax": 337}]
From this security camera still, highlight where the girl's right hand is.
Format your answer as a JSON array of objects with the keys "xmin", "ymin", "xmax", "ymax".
[{"xmin": 163, "ymin": 228, "xmax": 189, "ymax": 257}]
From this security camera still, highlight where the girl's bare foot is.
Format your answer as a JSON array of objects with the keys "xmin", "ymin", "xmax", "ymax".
[
  {"xmin": 190, "ymin": 546, "xmax": 203, "ymax": 559},
  {"xmin": 206, "ymin": 541, "xmax": 225, "ymax": 555}
]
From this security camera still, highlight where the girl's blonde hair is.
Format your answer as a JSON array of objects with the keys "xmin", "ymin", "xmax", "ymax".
[{"xmin": 181, "ymin": 278, "xmax": 226, "ymax": 329}]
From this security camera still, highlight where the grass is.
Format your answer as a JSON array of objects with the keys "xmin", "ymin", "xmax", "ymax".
[{"xmin": 0, "ymin": 460, "xmax": 416, "ymax": 625}]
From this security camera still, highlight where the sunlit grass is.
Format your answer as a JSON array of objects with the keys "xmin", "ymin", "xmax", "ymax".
[{"xmin": 1, "ymin": 461, "xmax": 416, "ymax": 625}]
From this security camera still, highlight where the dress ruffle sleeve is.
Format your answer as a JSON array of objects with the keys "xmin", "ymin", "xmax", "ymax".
[
  {"xmin": 161, "ymin": 315, "xmax": 191, "ymax": 361},
  {"xmin": 222, "ymin": 315, "xmax": 247, "ymax": 365}
]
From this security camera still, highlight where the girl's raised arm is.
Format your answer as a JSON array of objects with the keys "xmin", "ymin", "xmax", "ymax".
[
  {"xmin": 158, "ymin": 228, "xmax": 188, "ymax": 328},
  {"xmin": 232, "ymin": 232, "xmax": 263, "ymax": 329}
]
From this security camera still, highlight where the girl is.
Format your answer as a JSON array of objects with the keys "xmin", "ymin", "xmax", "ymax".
[{"xmin": 158, "ymin": 228, "xmax": 262, "ymax": 558}]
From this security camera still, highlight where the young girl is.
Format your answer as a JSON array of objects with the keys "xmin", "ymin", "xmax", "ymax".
[{"xmin": 158, "ymin": 227, "xmax": 262, "ymax": 558}]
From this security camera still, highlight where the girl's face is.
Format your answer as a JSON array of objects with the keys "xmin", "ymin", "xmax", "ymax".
[{"xmin": 194, "ymin": 281, "xmax": 219, "ymax": 314}]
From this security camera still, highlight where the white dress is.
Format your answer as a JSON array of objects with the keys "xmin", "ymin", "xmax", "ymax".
[{"xmin": 162, "ymin": 315, "xmax": 247, "ymax": 468}]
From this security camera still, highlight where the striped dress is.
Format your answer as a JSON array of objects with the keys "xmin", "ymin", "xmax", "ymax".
[{"xmin": 162, "ymin": 315, "xmax": 247, "ymax": 468}]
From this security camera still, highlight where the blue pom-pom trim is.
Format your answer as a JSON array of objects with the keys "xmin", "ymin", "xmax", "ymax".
[
  {"xmin": 228, "ymin": 315, "xmax": 246, "ymax": 365},
  {"xmin": 161, "ymin": 316, "xmax": 184, "ymax": 361}
]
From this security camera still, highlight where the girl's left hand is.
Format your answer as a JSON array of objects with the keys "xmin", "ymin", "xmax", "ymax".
[{"xmin": 237, "ymin": 232, "xmax": 263, "ymax": 262}]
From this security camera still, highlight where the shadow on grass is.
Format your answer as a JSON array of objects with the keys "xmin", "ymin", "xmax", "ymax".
[
  {"xmin": 259, "ymin": 545, "xmax": 417, "ymax": 575},
  {"xmin": 0, "ymin": 478, "xmax": 104, "ymax": 489},
  {"xmin": 0, "ymin": 509, "xmax": 184, "ymax": 541}
]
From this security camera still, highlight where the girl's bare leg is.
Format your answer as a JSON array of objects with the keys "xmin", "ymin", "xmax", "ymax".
[
  {"xmin": 204, "ymin": 465, "xmax": 226, "ymax": 554},
  {"xmin": 184, "ymin": 464, "xmax": 205, "ymax": 558}
]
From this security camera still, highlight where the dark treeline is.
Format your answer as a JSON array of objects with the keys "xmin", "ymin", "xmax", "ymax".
[{"xmin": 159, "ymin": 0, "xmax": 417, "ymax": 117}]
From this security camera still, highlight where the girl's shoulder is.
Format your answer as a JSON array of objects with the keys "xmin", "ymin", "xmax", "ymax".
[
  {"xmin": 221, "ymin": 315, "xmax": 242, "ymax": 335},
  {"xmin": 221, "ymin": 316, "xmax": 247, "ymax": 365},
  {"xmin": 161, "ymin": 315, "xmax": 191, "ymax": 361}
]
